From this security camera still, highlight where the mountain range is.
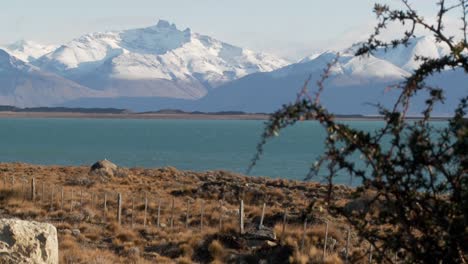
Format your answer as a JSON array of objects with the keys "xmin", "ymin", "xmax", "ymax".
[{"xmin": 0, "ymin": 20, "xmax": 466, "ymax": 115}]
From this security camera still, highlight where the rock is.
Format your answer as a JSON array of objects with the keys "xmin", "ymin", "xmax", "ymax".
[
  {"xmin": 0, "ymin": 218, "xmax": 58, "ymax": 264},
  {"xmin": 266, "ymin": 241, "xmax": 278, "ymax": 247},
  {"xmin": 90, "ymin": 159, "xmax": 128, "ymax": 178},
  {"xmin": 72, "ymin": 229, "xmax": 81, "ymax": 237},
  {"xmin": 91, "ymin": 159, "xmax": 117, "ymax": 171},
  {"xmin": 244, "ymin": 226, "xmax": 276, "ymax": 241}
]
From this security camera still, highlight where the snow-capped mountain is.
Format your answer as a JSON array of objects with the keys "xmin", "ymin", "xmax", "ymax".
[
  {"xmin": 34, "ymin": 20, "xmax": 289, "ymax": 99},
  {"xmin": 0, "ymin": 26, "xmax": 464, "ymax": 115},
  {"xmin": 1, "ymin": 40, "xmax": 57, "ymax": 63},
  {"xmin": 0, "ymin": 49, "xmax": 103, "ymax": 107},
  {"xmin": 373, "ymin": 36, "xmax": 450, "ymax": 71},
  {"xmin": 272, "ymin": 50, "xmax": 409, "ymax": 84},
  {"xmin": 62, "ymin": 36, "xmax": 465, "ymax": 116},
  {"xmin": 182, "ymin": 37, "xmax": 464, "ymax": 115}
]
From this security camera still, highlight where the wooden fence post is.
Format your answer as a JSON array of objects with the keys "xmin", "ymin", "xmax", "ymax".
[
  {"xmin": 156, "ymin": 196, "xmax": 161, "ymax": 228},
  {"xmin": 117, "ymin": 193, "xmax": 122, "ymax": 225},
  {"xmin": 185, "ymin": 199, "xmax": 190, "ymax": 229},
  {"xmin": 80, "ymin": 189, "xmax": 83, "ymax": 208},
  {"xmin": 239, "ymin": 200, "xmax": 244, "ymax": 235},
  {"xmin": 50, "ymin": 186, "xmax": 55, "ymax": 211},
  {"xmin": 41, "ymin": 182, "xmax": 45, "ymax": 202},
  {"xmin": 281, "ymin": 208, "xmax": 288, "ymax": 239},
  {"xmin": 144, "ymin": 193, "xmax": 148, "ymax": 228},
  {"xmin": 31, "ymin": 177, "xmax": 36, "ymax": 201},
  {"xmin": 60, "ymin": 187, "xmax": 64, "ymax": 211},
  {"xmin": 259, "ymin": 202, "xmax": 266, "ymax": 229},
  {"xmin": 345, "ymin": 227, "xmax": 351, "ymax": 263},
  {"xmin": 70, "ymin": 189, "xmax": 74, "ymax": 212},
  {"xmin": 22, "ymin": 180, "xmax": 26, "ymax": 201},
  {"xmin": 104, "ymin": 193, "xmax": 107, "ymax": 212},
  {"xmin": 219, "ymin": 200, "xmax": 224, "ymax": 231},
  {"xmin": 90, "ymin": 192, "xmax": 95, "ymax": 208},
  {"xmin": 323, "ymin": 221, "xmax": 329, "ymax": 260},
  {"xmin": 170, "ymin": 198, "xmax": 175, "ymax": 229},
  {"xmin": 301, "ymin": 218, "xmax": 308, "ymax": 252},
  {"xmin": 200, "ymin": 200, "xmax": 204, "ymax": 231},
  {"xmin": 131, "ymin": 196, "xmax": 135, "ymax": 228}
]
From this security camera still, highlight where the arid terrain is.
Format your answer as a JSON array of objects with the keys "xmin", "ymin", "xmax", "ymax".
[{"xmin": 0, "ymin": 162, "xmax": 371, "ymax": 263}]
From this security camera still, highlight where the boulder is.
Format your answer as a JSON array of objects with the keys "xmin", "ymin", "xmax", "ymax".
[
  {"xmin": 243, "ymin": 226, "xmax": 277, "ymax": 250},
  {"xmin": 90, "ymin": 159, "xmax": 128, "ymax": 178},
  {"xmin": 244, "ymin": 226, "xmax": 277, "ymax": 241},
  {"xmin": 0, "ymin": 218, "xmax": 58, "ymax": 264}
]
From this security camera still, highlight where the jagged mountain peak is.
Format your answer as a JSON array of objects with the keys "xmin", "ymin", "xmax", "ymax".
[
  {"xmin": 33, "ymin": 20, "xmax": 289, "ymax": 100},
  {"xmin": 1, "ymin": 40, "xmax": 57, "ymax": 63}
]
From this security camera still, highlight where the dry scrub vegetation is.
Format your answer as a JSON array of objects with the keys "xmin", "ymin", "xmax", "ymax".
[{"xmin": 0, "ymin": 162, "xmax": 371, "ymax": 263}]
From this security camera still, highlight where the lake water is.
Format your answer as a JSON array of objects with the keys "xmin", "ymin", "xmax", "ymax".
[{"xmin": 0, "ymin": 118, "xmax": 444, "ymax": 184}]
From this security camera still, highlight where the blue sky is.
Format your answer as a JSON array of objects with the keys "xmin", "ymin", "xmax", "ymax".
[{"xmin": 0, "ymin": 0, "xmax": 456, "ymax": 59}]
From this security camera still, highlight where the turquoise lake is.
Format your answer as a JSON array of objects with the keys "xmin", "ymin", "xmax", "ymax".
[{"xmin": 0, "ymin": 118, "xmax": 447, "ymax": 184}]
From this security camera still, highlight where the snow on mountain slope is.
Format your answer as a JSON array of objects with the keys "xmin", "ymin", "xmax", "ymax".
[
  {"xmin": 373, "ymin": 36, "xmax": 450, "ymax": 71},
  {"xmin": 138, "ymin": 37, "xmax": 459, "ymax": 114},
  {"xmin": 0, "ymin": 49, "xmax": 104, "ymax": 107},
  {"xmin": 34, "ymin": 20, "xmax": 289, "ymax": 99},
  {"xmin": 272, "ymin": 51, "xmax": 409, "ymax": 84},
  {"xmin": 1, "ymin": 40, "xmax": 57, "ymax": 63}
]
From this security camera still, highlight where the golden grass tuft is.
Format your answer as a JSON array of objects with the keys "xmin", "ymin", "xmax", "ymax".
[{"xmin": 208, "ymin": 240, "xmax": 225, "ymax": 262}]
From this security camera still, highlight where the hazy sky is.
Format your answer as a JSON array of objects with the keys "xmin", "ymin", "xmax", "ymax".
[{"xmin": 0, "ymin": 0, "xmax": 459, "ymax": 59}]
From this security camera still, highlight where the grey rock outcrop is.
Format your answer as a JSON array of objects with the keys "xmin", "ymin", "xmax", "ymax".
[
  {"xmin": 90, "ymin": 159, "xmax": 129, "ymax": 178},
  {"xmin": 0, "ymin": 218, "xmax": 58, "ymax": 264}
]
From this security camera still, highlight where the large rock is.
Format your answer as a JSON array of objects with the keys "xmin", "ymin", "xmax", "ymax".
[
  {"xmin": 0, "ymin": 218, "xmax": 58, "ymax": 264},
  {"xmin": 244, "ymin": 226, "xmax": 277, "ymax": 241},
  {"xmin": 90, "ymin": 159, "xmax": 128, "ymax": 178}
]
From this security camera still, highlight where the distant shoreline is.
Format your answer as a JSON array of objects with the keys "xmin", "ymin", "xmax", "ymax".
[{"xmin": 0, "ymin": 111, "xmax": 453, "ymax": 121}]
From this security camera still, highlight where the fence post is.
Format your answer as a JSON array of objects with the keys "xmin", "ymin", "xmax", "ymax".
[
  {"xmin": 80, "ymin": 189, "xmax": 83, "ymax": 208},
  {"xmin": 301, "ymin": 218, "xmax": 308, "ymax": 252},
  {"xmin": 41, "ymin": 182, "xmax": 45, "ymax": 202},
  {"xmin": 22, "ymin": 180, "xmax": 26, "ymax": 201},
  {"xmin": 219, "ymin": 200, "xmax": 224, "ymax": 231},
  {"xmin": 104, "ymin": 193, "xmax": 107, "ymax": 212},
  {"xmin": 200, "ymin": 200, "xmax": 204, "ymax": 231},
  {"xmin": 239, "ymin": 200, "xmax": 244, "ymax": 235},
  {"xmin": 282, "ymin": 208, "xmax": 288, "ymax": 239},
  {"xmin": 91, "ymin": 192, "xmax": 95, "ymax": 208},
  {"xmin": 144, "ymin": 193, "xmax": 148, "ymax": 228},
  {"xmin": 323, "ymin": 221, "xmax": 329, "ymax": 261},
  {"xmin": 185, "ymin": 199, "xmax": 190, "ymax": 229},
  {"xmin": 117, "ymin": 193, "xmax": 122, "ymax": 225},
  {"xmin": 50, "ymin": 186, "xmax": 55, "ymax": 211},
  {"xmin": 31, "ymin": 177, "xmax": 36, "ymax": 201},
  {"xmin": 70, "ymin": 189, "xmax": 74, "ymax": 212},
  {"xmin": 170, "ymin": 198, "xmax": 175, "ymax": 230},
  {"xmin": 131, "ymin": 196, "xmax": 135, "ymax": 228},
  {"xmin": 345, "ymin": 227, "xmax": 351, "ymax": 263},
  {"xmin": 60, "ymin": 187, "xmax": 64, "ymax": 211},
  {"xmin": 259, "ymin": 202, "xmax": 266, "ymax": 229},
  {"xmin": 157, "ymin": 196, "xmax": 161, "ymax": 228}
]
